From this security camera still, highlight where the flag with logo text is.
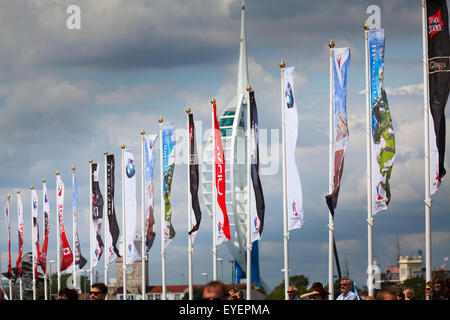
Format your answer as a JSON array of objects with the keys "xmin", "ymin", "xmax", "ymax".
[
  {"xmin": 91, "ymin": 163, "xmax": 105, "ymax": 266},
  {"xmin": 57, "ymin": 175, "xmax": 73, "ymax": 271},
  {"xmin": 106, "ymin": 154, "xmax": 120, "ymax": 263},
  {"xmin": 31, "ymin": 189, "xmax": 41, "ymax": 278},
  {"xmin": 39, "ymin": 182, "xmax": 50, "ymax": 274},
  {"xmin": 16, "ymin": 193, "xmax": 24, "ymax": 277},
  {"xmin": 73, "ymin": 172, "xmax": 87, "ymax": 269}
]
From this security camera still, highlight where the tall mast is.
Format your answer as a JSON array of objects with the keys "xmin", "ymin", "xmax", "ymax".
[{"xmin": 237, "ymin": 0, "xmax": 249, "ymax": 97}]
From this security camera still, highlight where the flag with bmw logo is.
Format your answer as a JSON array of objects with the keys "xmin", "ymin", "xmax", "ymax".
[{"xmin": 124, "ymin": 148, "xmax": 141, "ymax": 264}]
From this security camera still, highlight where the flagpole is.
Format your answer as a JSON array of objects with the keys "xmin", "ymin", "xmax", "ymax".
[
  {"xmin": 159, "ymin": 118, "xmax": 167, "ymax": 300},
  {"xmin": 140, "ymin": 131, "xmax": 146, "ymax": 300},
  {"xmin": 121, "ymin": 145, "xmax": 127, "ymax": 300},
  {"xmin": 364, "ymin": 23, "xmax": 375, "ymax": 298},
  {"xmin": 280, "ymin": 60, "xmax": 290, "ymax": 300},
  {"xmin": 246, "ymin": 85, "xmax": 252, "ymax": 300},
  {"xmin": 328, "ymin": 40, "xmax": 335, "ymax": 300},
  {"xmin": 186, "ymin": 108, "xmax": 194, "ymax": 300},
  {"xmin": 89, "ymin": 159, "xmax": 94, "ymax": 291},
  {"xmin": 55, "ymin": 171, "xmax": 61, "ymax": 293},
  {"xmin": 103, "ymin": 151, "xmax": 109, "ymax": 299},
  {"xmin": 211, "ymin": 98, "xmax": 218, "ymax": 282},
  {"xmin": 31, "ymin": 185, "xmax": 36, "ymax": 300},
  {"xmin": 422, "ymin": 0, "xmax": 432, "ymax": 283},
  {"xmin": 7, "ymin": 193, "xmax": 12, "ymax": 300}
]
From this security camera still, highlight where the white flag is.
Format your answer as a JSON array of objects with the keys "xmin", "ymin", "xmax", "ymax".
[
  {"xmin": 283, "ymin": 67, "xmax": 304, "ymax": 230},
  {"xmin": 124, "ymin": 148, "xmax": 140, "ymax": 264},
  {"xmin": 31, "ymin": 189, "xmax": 40, "ymax": 276}
]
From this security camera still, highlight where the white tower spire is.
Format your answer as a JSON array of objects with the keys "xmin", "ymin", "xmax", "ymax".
[{"xmin": 237, "ymin": 0, "xmax": 249, "ymax": 97}]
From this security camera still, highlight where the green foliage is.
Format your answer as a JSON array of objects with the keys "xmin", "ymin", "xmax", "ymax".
[
  {"xmin": 181, "ymin": 286, "xmax": 204, "ymax": 300},
  {"xmin": 265, "ymin": 275, "xmax": 309, "ymax": 300}
]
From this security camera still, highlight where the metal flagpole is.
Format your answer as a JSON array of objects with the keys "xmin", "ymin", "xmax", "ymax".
[
  {"xmin": 159, "ymin": 118, "xmax": 167, "ymax": 300},
  {"xmin": 89, "ymin": 159, "xmax": 93, "ymax": 290},
  {"xmin": 31, "ymin": 185, "xmax": 36, "ymax": 300},
  {"xmin": 186, "ymin": 108, "xmax": 194, "ymax": 300},
  {"xmin": 42, "ymin": 179, "xmax": 47, "ymax": 300},
  {"xmin": 422, "ymin": 0, "xmax": 432, "ymax": 283},
  {"xmin": 72, "ymin": 167, "xmax": 77, "ymax": 293},
  {"xmin": 104, "ymin": 151, "xmax": 109, "ymax": 299},
  {"xmin": 121, "ymin": 144, "xmax": 127, "ymax": 300},
  {"xmin": 140, "ymin": 131, "xmax": 146, "ymax": 300},
  {"xmin": 55, "ymin": 171, "xmax": 61, "ymax": 293},
  {"xmin": 246, "ymin": 85, "xmax": 252, "ymax": 300},
  {"xmin": 8, "ymin": 193, "xmax": 12, "ymax": 300},
  {"xmin": 211, "ymin": 98, "xmax": 218, "ymax": 282},
  {"xmin": 280, "ymin": 60, "xmax": 290, "ymax": 300},
  {"xmin": 328, "ymin": 40, "xmax": 335, "ymax": 300},
  {"xmin": 364, "ymin": 23, "xmax": 375, "ymax": 298}
]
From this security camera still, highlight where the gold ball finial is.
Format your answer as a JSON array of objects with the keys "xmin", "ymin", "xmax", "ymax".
[
  {"xmin": 56, "ymin": 170, "xmax": 60, "ymax": 176},
  {"xmin": 329, "ymin": 40, "xmax": 335, "ymax": 48},
  {"xmin": 30, "ymin": 185, "xmax": 34, "ymax": 190},
  {"xmin": 140, "ymin": 130, "xmax": 145, "ymax": 136},
  {"xmin": 104, "ymin": 150, "xmax": 108, "ymax": 156},
  {"xmin": 246, "ymin": 85, "xmax": 252, "ymax": 92},
  {"xmin": 121, "ymin": 144, "xmax": 126, "ymax": 150},
  {"xmin": 159, "ymin": 117, "xmax": 164, "ymax": 123},
  {"xmin": 210, "ymin": 98, "xmax": 216, "ymax": 105},
  {"xmin": 280, "ymin": 60, "xmax": 286, "ymax": 68},
  {"xmin": 7, "ymin": 194, "xmax": 11, "ymax": 199},
  {"xmin": 16, "ymin": 190, "xmax": 20, "ymax": 194},
  {"xmin": 364, "ymin": 22, "xmax": 369, "ymax": 31},
  {"xmin": 42, "ymin": 178, "xmax": 46, "ymax": 183},
  {"xmin": 72, "ymin": 165, "xmax": 76, "ymax": 171},
  {"xmin": 89, "ymin": 158, "xmax": 93, "ymax": 164},
  {"xmin": 186, "ymin": 107, "xmax": 191, "ymax": 114}
]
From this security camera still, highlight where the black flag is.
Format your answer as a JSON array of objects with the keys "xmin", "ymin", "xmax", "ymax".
[
  {"xmin": 107, "ymin": 155, "xmax": 121, "ymax": 257},
  {"xmin": 91, "ymin": 163, "xmax": 105, "ymax": 261},
  {"xmin": 188, "ymin": 113, "xmax": 202, "ymax": 235},
  {"xmin": 427, "ymin": 0, "xmax": 450, "ymax": 187}
]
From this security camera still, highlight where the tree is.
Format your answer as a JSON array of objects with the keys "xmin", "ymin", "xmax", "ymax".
[{"xmin": 265, "ymin": 275, "xmax": 309, "ymax": 300}]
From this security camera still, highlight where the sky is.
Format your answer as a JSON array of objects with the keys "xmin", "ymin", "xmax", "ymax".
[{"xmin": 0, "ymin": 0, "xmax": 449, "ymax": 294}]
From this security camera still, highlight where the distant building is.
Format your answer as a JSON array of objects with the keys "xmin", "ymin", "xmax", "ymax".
[{"xmin": 380, "ymin": 256, "xmax": 424, "ymax": 283}]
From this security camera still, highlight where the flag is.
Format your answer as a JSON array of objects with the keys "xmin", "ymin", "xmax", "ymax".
[
  {"xmin": 283, "ymin": 67, "xmax": 304, "ymax": 230},
  {"xmin": 249, "ymin": 91, "xmax": 265, "ymax": 242},
  {"xmin": 144, "ymin": 135, "xmax": 158, "ymax": 252},
  {"xmin": 188, "ymin": 113, "xmax": 202, "ymax": 240},
  {"xmin": 213, "ymin": 102, "xmax": 231, "ymax": 245},
  {"xmin": 326, "ymin": 47, "xmax": 351, "ymax": 216},
  {"xmin": 91, "ymin": 163, "xmax": 105, "ymax": 266},
  {"xmin": 73, "ymin": 172, "xmax": 87, "ymax": 269},
  {"xmin": 57, "ymin": 175, "xmax": 73, "ymax": 271},
  {"xmin": 369, "ymin": 29, "xmax": 396, "ymax": 215},
  {"xmin": 16, "ymin": 193, "xmax": 24, "ymax": 277},
  {"xmin": 39, "ymin": 182, "xmax": 50, "ymax": 274},
  {"xmin": 124, "ymin": 148, "xmax": 140, "ymax": 264},
  {"xmin": 106, "ymin": 154, "xmax": 120, "ymax": 263},
  {"xmin": 427, "ymin": 0, "xmax": 450, "ymax": 195},
  {"xmin": 162, "ymin": 123, "xmax": 176, "ymax": 249},
  {"xmin": 3, "ymin": 199, "xmax": 12, "ymax": 279},
  {"xmin": 31, "ymin": 188, "xmax": 41, "ymax": 278}
]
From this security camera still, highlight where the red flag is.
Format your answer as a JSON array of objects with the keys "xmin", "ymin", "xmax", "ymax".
[
  {"xmin": 39, "ymin": 183, "xmax": 50, "ymax": 274},
  {"xmin": 16, "ymin": 193, "xmax": 24, "ymax": 277},
  {"xmin": 213, "ymin": 102, "xmax": 231, "ymax": 244},
  {"xmin": 57, "ymin": 175, "xmax": 73, "ymax": 271}
]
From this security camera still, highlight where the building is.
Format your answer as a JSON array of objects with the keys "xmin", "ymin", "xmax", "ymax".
[
  {"xmin": 380, "ymin": 256, "xmax": 424, "ymax": 283},
  {"xmin": 116, "ymin": 285, "xmax": 200, "ymax": 301}
]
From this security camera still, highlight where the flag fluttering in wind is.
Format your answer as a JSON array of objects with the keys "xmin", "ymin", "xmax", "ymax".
[
  {"xmin": 162, "ymin": 123, "xmax": 176, "ymax": 249},
  {"xmin": 106, "ymin": 154, "xmax": 120, "ymax": 263},
  {"xmin": 57, "ymin": 175, "xmax": 73, "ymax": 271},
  {"xmin": 31, "ymin": 188, "xmax": 41, "ymax": 278},
  {"xmin": 91, "ymin": 163, "xmax": 105, "ymax": 266},
  {"xmin": 16, "ymin": 193, "xmax": 24, "ymax": 277},
  {"xmin": 282, "ymin": 67, "xmax": 304, "ymax": 230},
  {"xmin": 368, "ymin": 29, "xmax": 396, "ymax": 215},
  {"xmin": 188, "ymin": 113, "xmax": 202, "ymax": 240},
  {"xmin": 3, "ymin": 198, "xmax": 12, "ymax": 279},
  {"xmin": 124, "ymin": 148, "xmax": 141, "ymax": 264},
  {"xmin": 427, "ymin": 0, "xmax": 450, "ymax": 195},
  {"xmin": 326, "ymin": 47, "xmax": 351, "ymax": 216},
  {"xmin": 39, "ymin": 182, "xmax": 50, "ymax": 274},
  {"xmin": 212, "ymin": 102, "xmax": 231, "ymax": 245},
  {"xmin": 73, "ymin": 172, "xmax": 87, "ymax": 270},
  {"xmin": 144, "ymin": 135, "xmax": 158, "ymax": 252},
  {"xmin": 249, "ymin": 91, "xmax": 265, "ymax": 242}
]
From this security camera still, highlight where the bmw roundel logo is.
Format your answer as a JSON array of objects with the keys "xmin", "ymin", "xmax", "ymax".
[
  {"xmin": 286, "ymin": 82, "xmax": 294, "ymax": 109},
  {"xmin": 126, "ymin": 159, "xmax": 135, "ymax": 178}
]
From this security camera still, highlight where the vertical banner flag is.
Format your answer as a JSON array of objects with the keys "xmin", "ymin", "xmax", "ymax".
[
  {"xmin": 57, "ymin": 175, "xmax": 73, "ymax": 271},
  {"xmin": 39, "ymin": 182, "xmax": 50, "ymax": 273},
  {"xmin": 162, "ymin": 123, "xmax": 176, "ymax": 249},
  {"xmin": 3, "ymin": 199, "xmax": 12, "ymax": 279},
  {"xmin": 73, "ymin": 172, "xmax": 87, "ymax": 269},
  {"xmin": 124, "ymin": 148, "xmax": 141, "ymax": 264},
  {"xmin": 31, "ymin": 189, "xmax": 41, "ymax": 277},
  {"xmin": 326, "ymin": 47, "xmax": 351, "ymax": 216},
  {"xmin": 283, "ymin": 67, "xmax": 304, "ymax": 230},
  {"xmin": 249, "ymin": 91, "xmax": 265, "ymax": 242},
  {"xmin": 427, "ymin": 0, "xmax": 450, "ymax": 195},
  {"xmin": 213, "ymin": 102, "xmax": 231, "ymax": 245},
  {"xmin": 91, "ymin": 163, "xmax": 105, "ymax": 266},
  {"xmin": 188, "ymin": 113, "xmax": 202, "ymax": 239},
  {"xmin": 16, "ymin": 193, "xmax": 24, "ymax": 277},
  {"xmin": 369, "ymin": 29, "xmax": 396, "ymax": 214},
  {"xmin": 144, "ymin": 135, "xmax": 158, "ymax": 252},
  {"xmin": 106, "ymin": 154, "xmax": 120, "ymax": 263}
]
